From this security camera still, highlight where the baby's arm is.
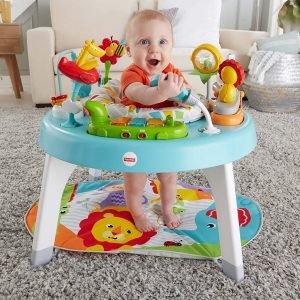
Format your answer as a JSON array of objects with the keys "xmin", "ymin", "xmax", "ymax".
[{"xmin": 125, "ymin": 72, "xmax": 185, "ymax": 106}]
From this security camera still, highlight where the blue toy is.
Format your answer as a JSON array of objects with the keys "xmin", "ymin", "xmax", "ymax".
[
  {"xmin": 150, "ymin": 74, "xmax": 190, "ymax": 102},
  {"xmin": 150, "ymin": 74, "xmax": 220, "ymax": 134}
]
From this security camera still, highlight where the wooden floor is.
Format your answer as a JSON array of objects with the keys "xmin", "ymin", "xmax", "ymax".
[{"xmin": 0, "ymin": 75, "xmax": 33, "ymax": 107}]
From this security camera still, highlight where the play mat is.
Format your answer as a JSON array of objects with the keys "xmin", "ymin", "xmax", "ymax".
[{"xmin": 25, "ymin": 180, "xmax": 262, "ymax": 259}]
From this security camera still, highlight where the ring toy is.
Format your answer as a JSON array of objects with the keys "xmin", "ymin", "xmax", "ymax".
[{"xmin": 191, "ymin": 44, "xmax": 222, "ymax": 74}]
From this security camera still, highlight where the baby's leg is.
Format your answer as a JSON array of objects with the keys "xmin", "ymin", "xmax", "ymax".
[
  {"xmin": 123, "ymin": 172, "xmax": 157, "ymax": 232},
  {"xmin": 157, "ymin": 172, "xmax": 181, "ymax": 229}
]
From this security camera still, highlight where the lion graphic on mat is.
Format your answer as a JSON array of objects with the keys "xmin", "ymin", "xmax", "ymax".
[{"xmin": 78, "ymin": 208, "xmax": 157, "ymax": 251}]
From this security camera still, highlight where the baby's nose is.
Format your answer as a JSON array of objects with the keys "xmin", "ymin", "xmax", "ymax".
[{"xmin": 149, "ymin": 44, "xmax": 159, "ymax": 53}]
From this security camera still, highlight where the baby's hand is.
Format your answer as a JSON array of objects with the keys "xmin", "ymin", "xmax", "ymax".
[{"xmin": 157, "ymin": 73, "xmax": 185, "ymax": 100}]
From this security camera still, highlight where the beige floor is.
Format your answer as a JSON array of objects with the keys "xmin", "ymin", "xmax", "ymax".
[{"xmin": 0, "ymin": 75, "xmax": 34, "ymax": 108}]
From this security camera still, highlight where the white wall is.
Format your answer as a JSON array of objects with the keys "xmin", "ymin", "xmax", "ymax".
[
  {"xmin": 37, "ymin": 0, "xmax": 51, "ymax": 26},
  {"xmin": 221, "ymin": 0, "xmax": 255, "ymax": 30},
  {"xmin": 38, "ymin": 0, "xmax": 270, "ymax": 30},
  {"xmin": 2, "ymin": 0, "xmax": 273, "ymax": 75}
]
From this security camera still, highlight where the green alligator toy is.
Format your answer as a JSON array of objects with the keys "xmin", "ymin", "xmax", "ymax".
[{"xmin": 84, "ymin": 100, "xmax": 188, "ymax": 140}]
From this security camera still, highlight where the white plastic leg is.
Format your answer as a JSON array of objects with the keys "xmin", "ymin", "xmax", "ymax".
[
  {"xmin": 203, "ymin": 163, "xmax": 244, "ymax": 282},
  {"xmin": 31, "ymin": 154, "xmax": 76, "ymax": 266},
  {"xmin": 88, "ymin": 168, "xmax": 102, "ymax": 181}
]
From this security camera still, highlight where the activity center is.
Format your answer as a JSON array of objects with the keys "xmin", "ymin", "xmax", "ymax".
[{"xmin": 25, "ymin": 3, "xmax": 263, "ymax": 283}]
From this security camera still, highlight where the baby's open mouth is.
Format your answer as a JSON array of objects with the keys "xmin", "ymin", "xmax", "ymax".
[{"xmin": 148, "ymin": 59, "xmax": 160, "ymax": 66}]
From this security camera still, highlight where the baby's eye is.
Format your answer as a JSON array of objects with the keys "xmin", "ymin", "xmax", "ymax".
[
  {"xmin": 159, "ymin": 39, "xmax": 168, "ymax": 45},
  {"xmin": 140, "ymin": 39, "xmax": 150, "ymax": 45}
]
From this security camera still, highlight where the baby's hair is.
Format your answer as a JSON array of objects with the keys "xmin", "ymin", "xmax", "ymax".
[{"xmin": 126, "ymin": 9, "xmax": 172, "ymax": 41}]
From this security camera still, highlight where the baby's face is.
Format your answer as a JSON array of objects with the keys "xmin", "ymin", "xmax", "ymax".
[{"xmin": 126, "ymin": 19, "xmax": 173, "ymax": 76}]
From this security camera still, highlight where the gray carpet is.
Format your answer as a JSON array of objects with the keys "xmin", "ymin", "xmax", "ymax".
[{"xmin": 0, "ymin": 103, "xmax": 299, "ymax": 299}]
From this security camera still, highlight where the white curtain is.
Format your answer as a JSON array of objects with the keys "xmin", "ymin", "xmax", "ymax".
[{"xmin": 267, "ymin": 0, "xmax": 286, "ymax": 36}]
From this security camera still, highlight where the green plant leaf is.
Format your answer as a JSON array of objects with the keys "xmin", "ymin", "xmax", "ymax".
[
  {"xmin": 293, "ymin": 6, "xmax": 300, "ymax": 17},
  {"xmin": 289, "ymin": 0, "xmax": 300, "ymax": 9}
]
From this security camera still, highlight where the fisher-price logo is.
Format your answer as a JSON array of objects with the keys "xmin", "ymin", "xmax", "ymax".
[{"xmin": 123, "ymin": 152, "xmax": 137, "ymax": 167}]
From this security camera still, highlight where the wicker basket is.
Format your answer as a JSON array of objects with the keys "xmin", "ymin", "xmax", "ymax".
[
  {"xmin": 243, "ymin": 81, "xmax": 300, "ymax": 113},
  {"xmin": 247, "ymin": 52, "xmax": 300, "ymax": 86}
]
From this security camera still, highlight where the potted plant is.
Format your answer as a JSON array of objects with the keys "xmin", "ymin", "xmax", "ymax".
[{"xmin": 278, "ymin": 0, "xmax": 300, "ymax": 32}]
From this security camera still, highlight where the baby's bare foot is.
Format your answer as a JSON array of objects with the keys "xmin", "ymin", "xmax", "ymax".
[
  {"xmin": 162, "ymin": 210, "xmax": 182, "ymax": 229},
  {"xmin": 132, "ymin": 213, "xmax": 158, "ymax": 232}
]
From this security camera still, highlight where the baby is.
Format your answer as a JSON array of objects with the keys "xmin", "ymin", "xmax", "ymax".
[{"xmin": 121, "ymin": 9, "xmax": 189, "ymax": 232}]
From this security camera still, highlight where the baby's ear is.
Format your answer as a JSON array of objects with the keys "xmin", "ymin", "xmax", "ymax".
[{"xmin": 126, "ymin": 45, "xmax": 131, "ymax": 57}]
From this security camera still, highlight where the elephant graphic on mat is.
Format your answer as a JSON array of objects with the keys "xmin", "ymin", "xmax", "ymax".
[{"xmin": 164, "ymin": 197, "xmax": 261, "ymax": 244}]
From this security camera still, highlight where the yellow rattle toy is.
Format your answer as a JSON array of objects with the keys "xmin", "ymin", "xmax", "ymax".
[
  {"xmin": 191, "ymin": 43, "xmax": 246, "ymax": 126},
  {"xmin": 218, "ymin": 60, "xmax": 245, "ymax": 103}
]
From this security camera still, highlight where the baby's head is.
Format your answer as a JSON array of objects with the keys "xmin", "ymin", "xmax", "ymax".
[{"xmin": 125, "ymin": 10, "xmax": 173, "ymax": 76}]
